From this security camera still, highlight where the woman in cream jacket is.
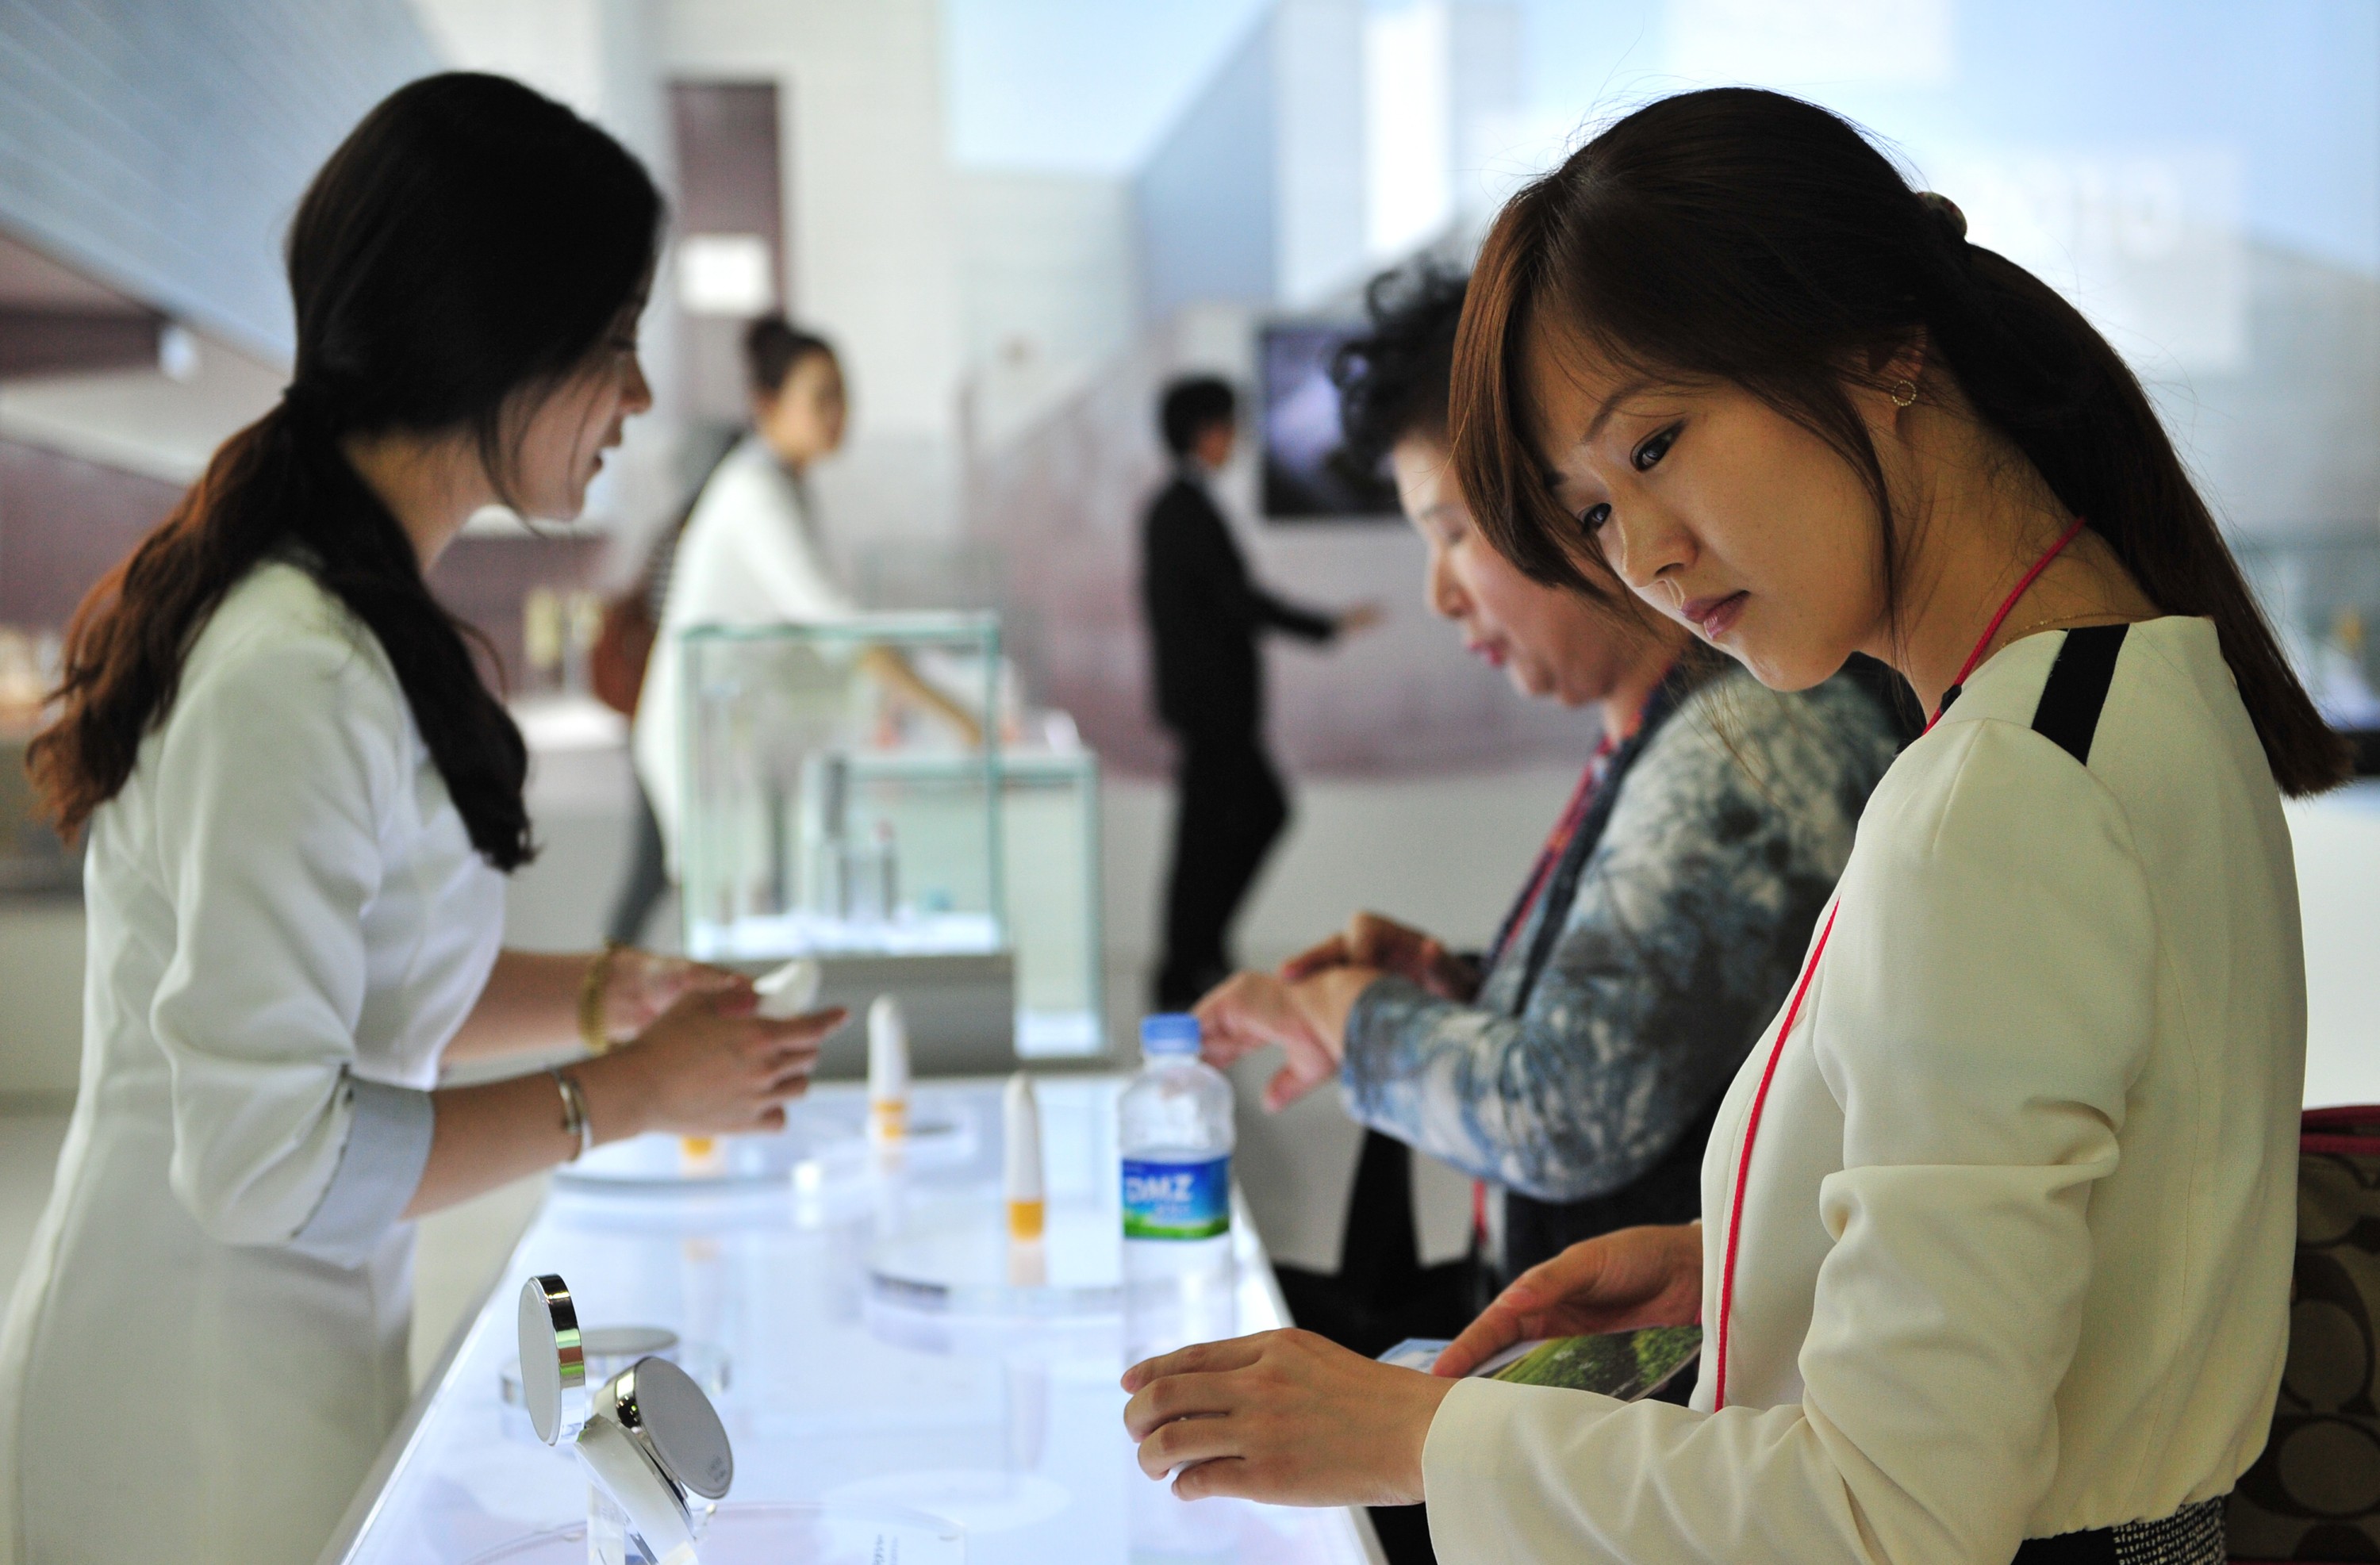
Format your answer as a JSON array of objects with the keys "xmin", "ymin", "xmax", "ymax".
[{"xmin": 1121, "ymin": 87, "xmax": 2339, "ymax": 1565}]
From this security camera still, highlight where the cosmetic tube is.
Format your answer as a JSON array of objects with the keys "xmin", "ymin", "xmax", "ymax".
[
  {"xmin": 868, "ymin": 995, "xmax": 909, "ymax": 1144},
  {"xmin": 1004, "ymin": 1072, "xmax": 1044, "ymax": 1241}
]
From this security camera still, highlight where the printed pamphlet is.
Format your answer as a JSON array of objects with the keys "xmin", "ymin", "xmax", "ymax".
[{"xmin": 1378, "ymin": 1325, "xmax": 1701, "ymax": 1402}]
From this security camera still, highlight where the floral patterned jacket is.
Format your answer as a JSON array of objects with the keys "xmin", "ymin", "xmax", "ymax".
[{"xmin": 1341, "ymin": 666, "xmax": 1905, "ymax": 1203}]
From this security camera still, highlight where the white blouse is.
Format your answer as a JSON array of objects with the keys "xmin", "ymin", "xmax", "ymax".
[
  {"xmin": 0, "ymin": 560, "xmax": 505, "ymax": 1565},
  {"xmin": 631, "ymin": 434, "xmax": 858, "ymax": 865},
  {"xmin": 1422, "ymin": 618, "xmax": 2304, "ymax": 1565}
]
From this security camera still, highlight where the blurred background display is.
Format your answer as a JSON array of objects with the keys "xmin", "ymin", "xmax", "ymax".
[{"xmin": 1259, "ymin": 322, "xmax": 1399, "ymax": 520}]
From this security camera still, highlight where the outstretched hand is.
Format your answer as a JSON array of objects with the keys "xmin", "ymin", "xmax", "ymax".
[
  {"xmin": 604, "ymin": 988, "xmax": 847, "ymax": 1137},
  {"xmin": 1121, "ymin": 1329, "xmax": 1455, "ymax": 1507},
  {"xmin": 1434, "ymin": 1222, "xmax": 1704, "ymax": 1377},
  {"xmin": 1193, "ymin": 970, "xmax": 1360, "ymax": 1111}
]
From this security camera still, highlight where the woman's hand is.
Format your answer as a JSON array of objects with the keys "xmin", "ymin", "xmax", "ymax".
[
  {"xmin": 1434, "ymin": 1222, "xmax": 1704, "ymax": 1376},
  {"xmin": 1194, "ymin": 970, "xmax": 1369, "ymax": 1111},
  {"xmin": 581, "ymin": 988, "xmax": 846, "ymax": 1141},
  {"xmin": 1280, "ymin": 911, "xmax": 1478, "ymax": 1001},
  {"xmin": 1121, "ymin": 1329, "xmax": 1456, "ymax": 1507},
  {"xmin": 603, "ymin": 949, "xmax": 743, "ymax": 1038}
]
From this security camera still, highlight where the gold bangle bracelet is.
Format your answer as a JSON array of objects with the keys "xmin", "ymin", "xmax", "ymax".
[{"xmin": 578, "ymin": 942, "xmax": 623, "ymax": 1056}]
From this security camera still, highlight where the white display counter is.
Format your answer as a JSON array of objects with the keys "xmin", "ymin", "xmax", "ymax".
[{"xmin": 316, "ymin": 1076, "xmax": 1384, "ymax": 1565}]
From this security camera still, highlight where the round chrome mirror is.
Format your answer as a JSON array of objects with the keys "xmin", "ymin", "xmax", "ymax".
[
  {"xmin": 516, "ymin": 1274, "xmax": 588, "ymax": 1446},
  {"xmin": 599, "ymin": 1356, "xmax": 734, "ymax": 1501}
]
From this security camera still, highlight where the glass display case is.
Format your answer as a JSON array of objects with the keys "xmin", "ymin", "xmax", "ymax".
[
  {"xmin": 678, "ymin": 616, "xmax": 1104, "ymax": 1061},
  {"xmin": 1000, "ymin": 749, "xmax": 1102, "ymax": 1058},
  {"xmin": 680, "ymin": 615, "xmax": 1004, "ymax": 963}
]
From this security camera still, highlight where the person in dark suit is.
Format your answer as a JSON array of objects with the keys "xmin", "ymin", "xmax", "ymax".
[{"xmin": 1142, "ymin": 376, "xmax": 1378, "ymax": 1009}]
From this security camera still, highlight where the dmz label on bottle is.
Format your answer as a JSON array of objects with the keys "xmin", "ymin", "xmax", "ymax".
[{"xmin": 1122, "ymin": 1156, "xmax": 1230, "ymax": 1240}]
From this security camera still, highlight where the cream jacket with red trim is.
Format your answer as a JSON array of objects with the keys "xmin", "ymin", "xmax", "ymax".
[{"xmin": 1422, "ymin": 617, "xmax": 2305, "ymax": 1565}]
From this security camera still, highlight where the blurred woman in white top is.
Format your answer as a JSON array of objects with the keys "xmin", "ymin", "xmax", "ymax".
[
  {"xmin": 630, "ymin": 319, "xmax": 979, "ymax": 880},
  {"xmin": 0, "ymin": 75, "xmax": 841, "ymax": 1565}
]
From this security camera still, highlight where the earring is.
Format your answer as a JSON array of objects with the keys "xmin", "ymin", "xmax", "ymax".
[{"xmin": 1891, "ymin": 378, "xmax": 1918, "ymax": 409}]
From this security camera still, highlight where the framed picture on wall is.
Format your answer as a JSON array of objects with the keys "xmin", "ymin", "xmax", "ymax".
[{"xmin": 1258, "ymin": 321, "xmax": 1401, "ymax": 522}]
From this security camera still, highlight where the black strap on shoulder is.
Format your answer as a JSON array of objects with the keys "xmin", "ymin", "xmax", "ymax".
[{"xmin": 2029, "ymin": 624, "xmax": 2129, "ymax": 765}]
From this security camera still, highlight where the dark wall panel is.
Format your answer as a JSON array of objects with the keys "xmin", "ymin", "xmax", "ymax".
[
  {"xmin": 670, "ymin": 79, "xmax": 785, "ymax": 425},
  {"xmin": 0, "ymin": 438, "xmax": 180, "ymax": 630}
]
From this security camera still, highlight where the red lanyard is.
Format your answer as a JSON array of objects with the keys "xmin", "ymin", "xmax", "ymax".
[
  {"xmin": 1710, "ymin": 516, "xmax": 2085, "ymax": 1411},
  {"xmin": 1496, "ymin": 738, "xmax": 1611, "ymax": 957},
  {"xmin": 1921, "ymin": 516, "xmax": 2088, "ymax": 736},
  {"xmin": 1473, "ymin": 737, "xmax": 1618, "ymax": 1244}
]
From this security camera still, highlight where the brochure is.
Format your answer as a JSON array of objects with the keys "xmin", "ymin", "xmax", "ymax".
[{"xmin": 1378, "ymin": 1325, "xmax": 1701, "ymax": 1401}]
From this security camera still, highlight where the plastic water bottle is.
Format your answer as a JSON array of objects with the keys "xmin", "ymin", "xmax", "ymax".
[{"xmin": 1119, "ymin": 1014, "xmax": 1236, "ymax": 1363}]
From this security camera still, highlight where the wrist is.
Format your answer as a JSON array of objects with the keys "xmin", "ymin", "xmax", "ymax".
[
  {"xmin": 579, "ymin": 943, "xmax": 625, "ymax": 1053},
  {"xmin": 1295, "ymin": 966, "xmax": 1376, "ymax": 1054},
  {"xmin": 1395, "ymin": 1370, "xmax": 1460, "ymax": 1502},
  {"xmin": 572, "ymin": 1047, "xmax": 652, "ymax": 1145}
]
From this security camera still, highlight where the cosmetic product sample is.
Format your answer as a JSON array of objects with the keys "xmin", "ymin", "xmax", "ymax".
[
  {"xmin": 753, "ymin": 957, "xmax": 822, "ymax": 1019},
  {"xmin": 868, "ymin": 995, "xmax": 909, "ymax": 1143},
  {"xmin": 1004, "ymin": 1072, "xmax": 1045, "ymax": 1242}
]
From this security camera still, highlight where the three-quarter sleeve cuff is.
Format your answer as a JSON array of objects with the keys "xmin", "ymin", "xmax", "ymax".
[
  {"xmin": 1423, "ymin": 1377, "xmax": 1627, "ymax": 1563},
  {"xmin": 291, "ymin": 1075, "xmax": 433, "ymax": 1267},
  {"xmin": 1424, "ymin": 1378, "xmax": 1525, "ymax": 1560},
  {"xmin": 1338, "ymin": 972, "xmax": 1424, "ymax": 1100}
]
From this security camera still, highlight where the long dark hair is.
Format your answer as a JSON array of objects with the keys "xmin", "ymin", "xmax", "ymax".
[
  {"xmin": 31, "ymin": 73, "xmax": 663, "ymax": 865},
  {"xmin": 1451, "ymin": 86, "xmax": 2346, "ymax": 796}
]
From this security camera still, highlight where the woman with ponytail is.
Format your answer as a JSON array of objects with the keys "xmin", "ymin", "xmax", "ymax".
[
  {"xmin": 1123, "ymin": 88, "xmax": 2341, "ymax": 1565},
  {"xmin": 0, "ymin": 75, "xmax": 843, "ymax": 1565}
]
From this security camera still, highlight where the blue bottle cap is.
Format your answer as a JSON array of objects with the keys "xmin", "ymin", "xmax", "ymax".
[{"xmin": 1140, "ymin": 1013, "xmax": 1201, "ymax": 1055}]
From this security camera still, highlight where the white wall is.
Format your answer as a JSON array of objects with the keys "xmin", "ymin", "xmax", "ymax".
[
  {"xmin": 408, "ymin": 0, "xmax": 684, "ymax": 543},
  {"xmin": 664, "ymin": 0, "xmax": 967, "ymax": 559},
  {"xmin": 954, "ymin": 171, "xmax": 1140, "ymax": 453},
  {"xmin": 1270, "ymin": 0, "xmax": 1367, "ymax": 307}
]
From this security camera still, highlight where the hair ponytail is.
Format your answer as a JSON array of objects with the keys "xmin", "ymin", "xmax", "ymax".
[
  {"xmin": 29, "ymin": 72, "xmax": 662, "ymax": 863},
  {"xmin": 36, "ymin": 395, "xmax": 535, "ymax": 865},
  {"xmin": 1920, "ymin": 235, "xmax": 2344, "ymax": 794},
  {"xmin": 1453, "ymin": 86, "xmax": 2348, "ymax": 796}
]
